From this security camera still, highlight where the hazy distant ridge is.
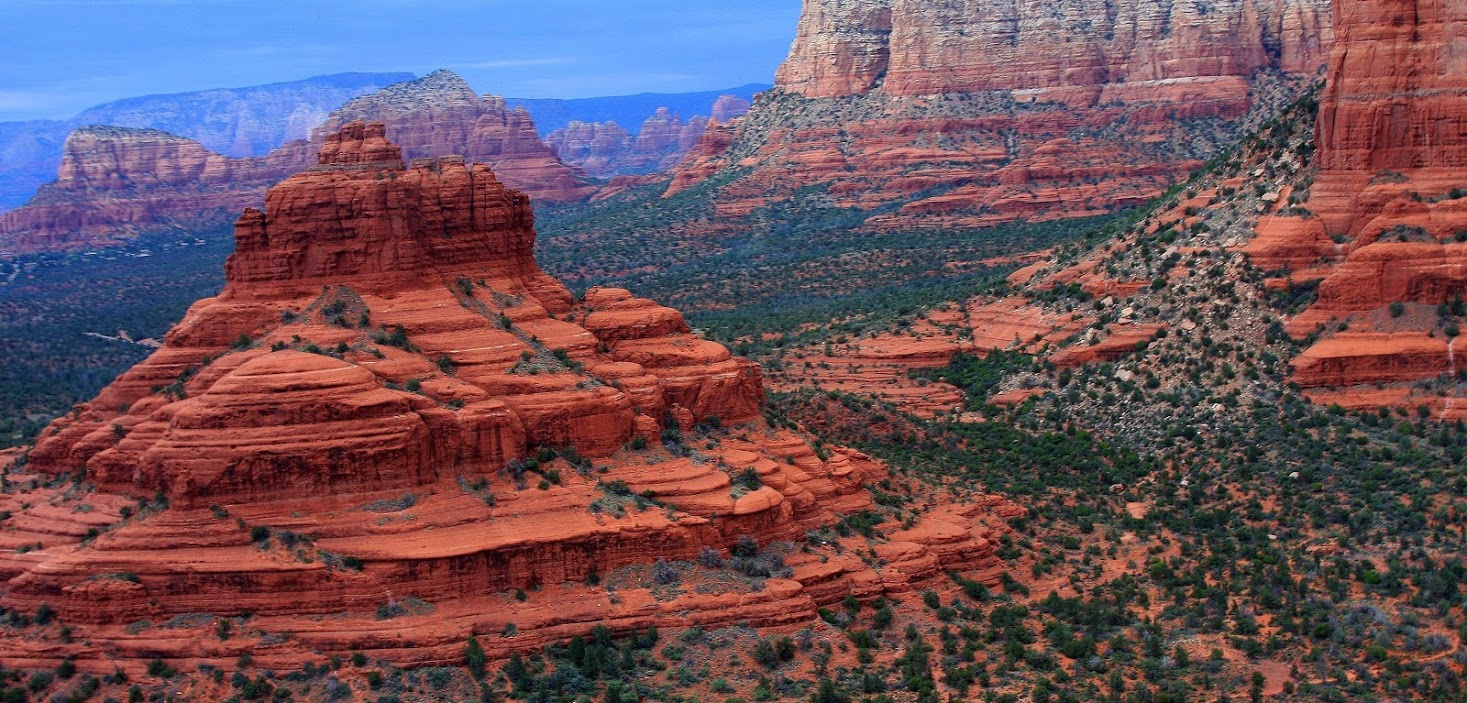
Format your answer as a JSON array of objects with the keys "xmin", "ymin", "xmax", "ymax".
[{"xmin": 507, "ymin": 83, "xmax": 770, "ymax": 136}]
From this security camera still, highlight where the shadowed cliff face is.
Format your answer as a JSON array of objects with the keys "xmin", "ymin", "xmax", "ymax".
[{"xmin": 0, "ymin": 123, "xmax": 1022, "ymax": 673}]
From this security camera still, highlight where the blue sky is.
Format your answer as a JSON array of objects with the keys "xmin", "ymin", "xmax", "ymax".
[{"xmin": 0, "ymin": 0, "xmax": 799, "ymax": 121}]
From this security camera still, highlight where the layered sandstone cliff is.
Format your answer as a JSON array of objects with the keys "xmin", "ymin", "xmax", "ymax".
[
  {"xmin": 1308, "ymin": 0, "xmax": 1467, "ymax": 236},
  {"xmin": 1315, "ymin": 0, "xmax": 1467, "ymax": 176},
  {"xmin": 0, "ymin": 72, "xmax": 592, "ymax": 255},
  {"xmin": 702, "ymin": 0, "xmax": 1456, "ymax": 420},
  {"xmin": 0, "ymin": 73, "xmax": 410, "ymax": 213},
  {"xmin": 546, "ymin": 120, "xmax": 637, "ymax": 177},
  {"xmin": 779, "ymin": 0, "xmax": 1332, "ymax": 102},
  {"xmin": 0, "ymin": 127, "xmax": 312, "ymax": 251},
  {"xmin": 546, "ymin": 108, "xmax": 717, "ymax": 178},
  {"xmin": 0, "ymin": 123, "xmax": 1014, "ymax": 672},
  {"xmin": 664, "ymin": 0, "xmax": 1334, "ymax": 231},
  {"xmin": 1277, "ymin": 0, "xmax": 1467, "ymax": 401},
  {"xmin": 314, "ymin": 70, "xmax": 593, "ymax": 202}
]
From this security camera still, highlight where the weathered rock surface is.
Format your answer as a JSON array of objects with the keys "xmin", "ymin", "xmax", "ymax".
[
  {"xmin": 0, "ymin": 72, "xmax": 410, "ymax": 213},
  {"xmin": 0, "ymin": 127, "xmax": 313, "ymax": 251},
  {"xmin": 72, "ymin": 73, "xmax": 416, "ymax": 159},
  {"xmin": 315, "ymin": 71, "xmax": 593, "ymax": 202},
  {"xmin": 779, "ymin": 0, "xmax": 1332, "ymax": 102},
  {"xmin": 775, "ymin": 0, "xmax": 895, "ymax": 99},
  {"xmin": 0, "ymin": 123, "xmax": 1016, "ymax": 671},
  {"xmin": 711, "ymin": 94, "xmax": 753, "ymax": 123},
  {"xmin": 0, "ymin": 72, "xmax": 591, "ymax": 254},
  {"xmin": 546, "ymin": 107, "xmax": 727, "ymax": 178},
  {"xmin": 1315, "ymin": 0, "xmax": 1467, "ymax": 178},
  {"xmin": 757, "ymin": 0, "xmax": 1460, "ymax": 426},
  {"xmin": 664, "ymin": 0, "xmax": 1333, "ymax": 232},
  {"xmin": 635, "ymin": 109, "xmax": 710, "ymax": 161},
  {"xmin": 546, "ymin": 120, "xmax": 637, "ymax": 177},
  {"xmin": 1293, "ymin": 332, "xmax": 1453, "ymax": 387},
  {"xmin": 1275, "ymin": 0, "xmax": 1467, "ymax": 399},
  {"xmin": 767, "ymin": 306, "xmax": 973, "ymax": 417}
]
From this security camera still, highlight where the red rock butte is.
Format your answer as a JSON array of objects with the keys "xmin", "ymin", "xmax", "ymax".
[
  {"xmin": 1262, "ymin": 0, "xmax": 1467, "ymax": 416},
  {"xmin": 0, "ymin": 122, "xmax": 1017, "ymax": 672},
  {"xmin": 0, "ymin": 71, "xmax": 593, "ymax": 255},
  {"xmin": 662, "ymin": 0, "xmax": 1336, "ymax": 232},
  {"xmin": 776, "ymin": 0, "xmax": 1333, "ymax": 103},
  {"xmin": 0, "ymin": 126, "xmax": 315, "ymax": 252}
]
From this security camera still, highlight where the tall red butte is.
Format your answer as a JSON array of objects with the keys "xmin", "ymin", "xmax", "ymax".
[
  {"xmin": 0, "ymin": 123, "xmax": 1016, "ymax": 671},
  {"xmin": 665, "ymin": 0, "xmax": 1335, "ymax": 230},
  {"xmin": 1273, "ymin": 0, "xmax": 1467, "ymax": 415}
]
